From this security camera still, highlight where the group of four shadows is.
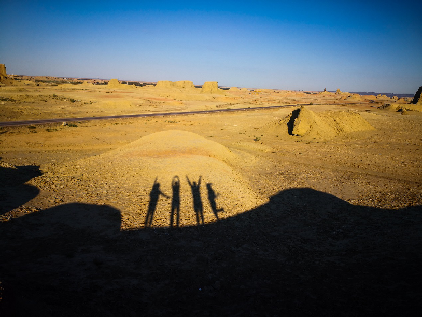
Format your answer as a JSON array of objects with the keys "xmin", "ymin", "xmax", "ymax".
[{"xmin": 145, "ymin": 176, "xmax": 224, "ymax": 227}]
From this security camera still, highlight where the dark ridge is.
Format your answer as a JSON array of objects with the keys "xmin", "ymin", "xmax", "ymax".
[{"xmin": 411, "ymin": 86, "xmax": 422, "ymax": 104}]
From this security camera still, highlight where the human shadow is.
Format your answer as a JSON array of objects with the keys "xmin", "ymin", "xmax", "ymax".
[
  {"xmin": 206, "ymin": 183, "xmax": 224, "ymax": 220},
  {"xmin": 1, "ymin": 188, "xmax": 421, "ymax": 316},
  {"xmin": 0, "ymin": 164, "xmax": 42, "ymax": 215},
  {"xmin": 187, "ymin": 175, "xmax": 204, "ymax": 225},
  {"xmin": 170, "ymin": 176, "xmax": 181, "ymax": 228},
  {"xmin": 145, "ymin": 178, "xmax": 169, "ymax": 227}
]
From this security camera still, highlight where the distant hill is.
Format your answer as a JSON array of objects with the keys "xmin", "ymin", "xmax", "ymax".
[{"xmin": 350, "ymin": 92, "xmax": 414, "ymax": 98}]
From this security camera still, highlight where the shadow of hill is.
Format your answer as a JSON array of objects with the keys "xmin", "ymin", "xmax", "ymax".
[
  {"xmin": 1, "ymin": 189, "xmax": 421, "ymax": 316},
  {"xmin": 0, "ymin": 164, "xmax": 41, "ymax": 215}
]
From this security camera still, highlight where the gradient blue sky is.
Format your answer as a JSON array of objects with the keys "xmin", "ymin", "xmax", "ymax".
[{"xmin": 1, "ymin": 0, "xmax": 421, "ymax": 93}]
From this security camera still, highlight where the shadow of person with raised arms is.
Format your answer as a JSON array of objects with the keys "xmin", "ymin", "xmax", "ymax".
[
  {"xmin": 170, "ymin": 176, "xmax": 181, "ymax": 228},
  {"xmin": 186, "ymin": 175, "xmax": 204, "ymax": 225},
  {"xmin": 206, "ymin": 183, "xmax": 224, "ymax": 221},
  {"xmin": 145, "ymin": 177, "xmax": 169, "ymax": 227}
]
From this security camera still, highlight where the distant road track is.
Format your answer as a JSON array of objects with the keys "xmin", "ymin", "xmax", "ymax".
[{"xmin": 0, "ymin": 104, "xmax": 306, "ymax": 127}]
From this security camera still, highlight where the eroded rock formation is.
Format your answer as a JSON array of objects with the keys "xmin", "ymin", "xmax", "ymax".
[{"xmin": 201, "ymin": 81, "xmax": 223, "ymax": 94}]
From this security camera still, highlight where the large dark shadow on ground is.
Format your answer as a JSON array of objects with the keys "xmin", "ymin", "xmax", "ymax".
[
  {"xmin": 0, "ymin": 164, "xmax": 41, "ymax": 215},
  {"xmin": 1, "ymin": 189, "xmax": 421, "ymax": 316}
]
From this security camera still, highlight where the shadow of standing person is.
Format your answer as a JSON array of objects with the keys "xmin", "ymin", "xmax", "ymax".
[
  {"xmin": 170, "ymin": 176, "xmax": 181, "ymax": 228},
  {"xmin": 145, "ymin": 178, "xmax": 169, "ymax": 227},
  {"xmin": 186, "ymin": 175, "xmax": 204, "ymax": 226},
  {"xmin": 206, "ymin": 183, "xmax": 224, "ymax": 221}
]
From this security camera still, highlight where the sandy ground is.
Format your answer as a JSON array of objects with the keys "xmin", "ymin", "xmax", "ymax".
[{"xmin": 1, "ymin": 83, "xmax": 421, "ymax": 316}]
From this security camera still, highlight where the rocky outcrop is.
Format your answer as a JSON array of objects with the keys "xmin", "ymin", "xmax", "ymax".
[
  {"xmin": 0, "ymin": 64, "xmax": 15, "ymax": 85},
  {"xmin": 156, "ymin": 80, "xmax": 174, "ymax": 88},
  {"xmin": 201, "ymin": 81, "xmax": 223, "ymax": 94},
  {"xmin": 107, "ymin": 79, "xmax": 122, "ymax": 88},
  {"xmin": 106, "ymin": 79, "xmax": 135, "ymax": 89},
  {"xmin": 0, "ymin": 64, "xmax": 6, "ymax": 81}
]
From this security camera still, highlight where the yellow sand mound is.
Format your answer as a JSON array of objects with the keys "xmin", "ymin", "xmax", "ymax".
[
  {"xmin": 289, "ymin": 107, "xmax": 374, "ymax": 138},
  {"xmin": 107, "ymin": 79, "xmax": 135, "ymax": 89},
  {"xmin": 174, "ymin": 80, "xmax": 195, "ymax": 89},
  {"xmin": 113, "ymin": 130, "xmax": 237, "ymax": 163},
  {"xmin": 402, "ymin": 104, "xmax": 422, "ymax": 112},
  {"xmin": 156, "ymin": 80, "xmax": 174, "ymax": 88},
  {"xmin": 201, "ymin": 81, "xmax": 224, "ymax": 94},
  {"xmin": 262, "ymin": 107, "xmax": 374, "ymax": 140},
  {"xmin": 107, "ymin": 79, "xmax": 122, "ymax": 88},
  {"xmin": 378, "ymin": 104, "xmax": 399, "ymax": 111},
  {"xmin": 378, "ymin": 103, "xmax": 422, "ymax": 113},
  {"xmin": 48, "ymin": 130, "xmax": 263, "ymax": 229}
]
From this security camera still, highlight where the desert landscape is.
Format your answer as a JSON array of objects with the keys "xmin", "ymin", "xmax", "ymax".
[{"xmin": 1, "ymin": 66, "xmax": 422, "ymax": 315}]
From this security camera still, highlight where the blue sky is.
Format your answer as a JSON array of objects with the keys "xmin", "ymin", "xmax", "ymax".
[{"xmin": 1, "ymin": 0, "xmax": 421, "ymax": 93}]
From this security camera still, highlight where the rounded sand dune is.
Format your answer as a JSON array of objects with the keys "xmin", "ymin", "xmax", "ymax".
[
  {"xmin": 109, "ymin": 130, "xmax": 238, "ymax": 163},
  {"xmin": 47, "ymin": 130, "xmax": 263, "ymax": 229}
]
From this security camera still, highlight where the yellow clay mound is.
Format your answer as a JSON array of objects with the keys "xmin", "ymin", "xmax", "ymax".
[
  {"xmin": 378, "ymin": 104, "xmax": 400, "ymax": 111},
  {"xmin": 114, "ymin": 130, "xmax": 237, "ymax": 163},
  {"xmin": 201, "ymin": 81, "xmax": 224, "ymax": 94},
  {"xmin": 107, "ymin": 79, "xmax": 122, "ymax": 87},
  {"xmin": 262, "ymin": 107, "xmax": 374, "ymax": 140},
  {"xmin": 401, "ymin": 104, "xmax": 422, "ymax": 112},
  {"xmin": 49, "ymin": 130, "xmax": 262, "ymax": 229},
  {"xmin": 174, "ymin": 80, "xmax": 195, "ymax": 89},
  {"xmin": 156, "ymin": 80, "xmax": 174, "ymax": 88},
  {"xmin": 106, "ymin": 79, "xmax": 134, "ymax": 89},
  {"xmin": 290, "ymin": 107, "xmax": 374, "ymax": 138},
  {"xmin": 290, "ymin": 107, "xmax": 374, "ymax": 139}
]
